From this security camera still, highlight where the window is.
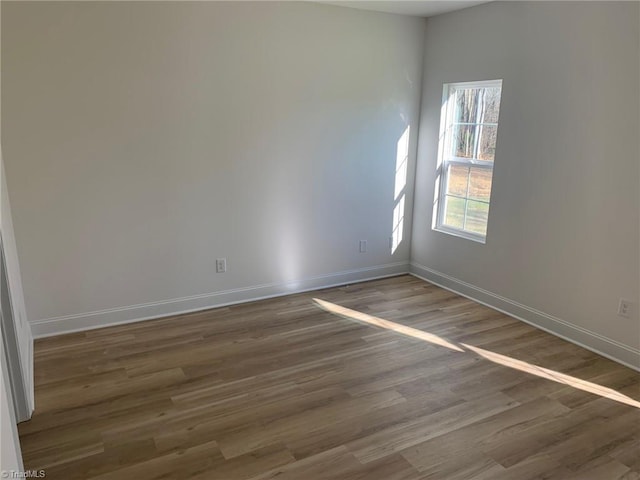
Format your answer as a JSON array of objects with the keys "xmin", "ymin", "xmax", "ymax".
[{"xmin": 433, "ymin": 80, "xmax": 502, "ymax": 243}]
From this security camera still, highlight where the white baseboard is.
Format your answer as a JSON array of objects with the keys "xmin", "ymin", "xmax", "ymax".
[
  {"xmin": 30, "ymin": 260, "xmax": 640, "ymax": 372},
  {"xmin": 409, "ymin": 262, "xmax": 640, "ymax": 372},
  {"xmin": 30, "ymin": 262, "xmax": 410, "ymax": 338}
]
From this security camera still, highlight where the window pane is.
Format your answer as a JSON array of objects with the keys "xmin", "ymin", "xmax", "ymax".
[
  {"xmin": 465, "ymin": 200, "xmax": 489, "ymax": 236},
  {"xmin": 478, "ymin": 125, "xmax": 498, "ymax": 161},
  {"xmin": 444, "ymin": 195, "xmax": 465, "ymax": 229},
  {"xmin": 468, "ymin": 167, "xmax": 492, "ymax": 202},
  {"xmin": 453, "ymin": 88, "xmax": 482, "ymax": 124},
  {"xmin": 447, "ymin": 165, "xmax": 469, "ymax": 197},
  {"xmin": 481, "ymin": 87, "xmax": 501, "ymax": 124},
  {"xmin": 452, "ymin": 124, "xmax": 478, "ymax": 159},
  {"xmin": 454, "ymin": 87, "xmax": 501, "ymax": 124}
]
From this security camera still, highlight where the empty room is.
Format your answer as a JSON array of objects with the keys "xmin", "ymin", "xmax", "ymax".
[{"xmin": 1, "ymin": 1, "xmax": 639, "ymax": 479}]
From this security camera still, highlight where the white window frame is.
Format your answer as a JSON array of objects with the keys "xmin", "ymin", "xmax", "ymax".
[{"xmin": 433, "ymin": 79, "xmax": 502, "ymax": 243}]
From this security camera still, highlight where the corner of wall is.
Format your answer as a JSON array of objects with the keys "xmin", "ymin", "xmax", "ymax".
[{"xmin": 409, "ymin": 262, "xmax": 640, "ymax": 371}]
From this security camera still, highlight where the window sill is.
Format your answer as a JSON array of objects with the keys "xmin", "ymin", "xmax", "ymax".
[{"xmin": 433, "ymin": 226, "xmax": 486, "ymax": 244}]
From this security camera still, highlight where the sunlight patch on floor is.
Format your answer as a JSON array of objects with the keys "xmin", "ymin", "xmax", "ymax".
[
  {"xmin": 313, "ymin": 297, "xmax": 640, "ymax": 409},
  {"xmin": 462, "ymin": 343, "xmax": 640, "ymax": 409},
  {"xmin": 313, "ymin": 298, "xmax": 463, "ymax": 352}
]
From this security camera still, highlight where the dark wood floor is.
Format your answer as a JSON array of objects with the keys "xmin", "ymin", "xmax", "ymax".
[{"xmin": 18, "ymin": 275, "xmax": 640, "ymax": 479}]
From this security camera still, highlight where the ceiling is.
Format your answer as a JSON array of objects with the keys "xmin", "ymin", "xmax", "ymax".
[{"xmin": 316, "ymin": 1, "xmax": 492, "ymax": 17}]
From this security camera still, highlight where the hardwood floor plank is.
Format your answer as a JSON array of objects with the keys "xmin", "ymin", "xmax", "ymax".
[
  {"xmin": 218, "ymin": 389, "xmax": 405, "ymax": 460},
  {"xmin": 346, "ymin": 391, "xmax": 518, "ymax": 463},
  {"xmin": 18, "ymin": 275, "xmax": 640, "ymax": 479}
]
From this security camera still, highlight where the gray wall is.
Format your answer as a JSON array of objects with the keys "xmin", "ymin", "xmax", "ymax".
[
  {"xmin": 0, "ymin": 1, "xmax": 34, "ymax": 415},
  {"xmin": 1, "ymin": 0, "xmax": 26, "ymax": 465},
  {"xmin": 411, "ymin": 1, "xmax": 640, "ymax": 362},
  {"xmin": 2, "ymin": 1, "xmax": 425, "ymax": 334}
]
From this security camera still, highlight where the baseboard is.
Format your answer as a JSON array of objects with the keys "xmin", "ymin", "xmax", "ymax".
[
  {"xmin": 30, "ymin": 262, "xmax": 410, "ymax": 338},
  {"xmin": 409, "ymin": 262, "xmax": 640, "ymax": 372}
]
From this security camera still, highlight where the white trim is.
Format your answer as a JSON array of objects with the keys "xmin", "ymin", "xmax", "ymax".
[
  {"xmin": 434, "ymin": 224, "xmax": 487, "ymax": 244},
  {"xmin": 447, "ymin": 158, "xmax": 494, "ymax": 168},
  {"xmin": 0, "ymin": 239, "xmax": 31, "ymax": 421},
  {"xmin": 30, "ymin": 262, "xmax": 410, "ymax": 338},
  {"xmin": 409, "ymin": 262, "xmax": 640, "ymax": 372},
  {"xmin": 446, "ymin": 79, "xmax": 503, "ymax": 90},
  {"xmin": 0, "ymin": 339, "xmax": 24, "ymax": 472},
  {"xmin": 27, "ymin": 330, "xmax": 33, "ymax": 414}
]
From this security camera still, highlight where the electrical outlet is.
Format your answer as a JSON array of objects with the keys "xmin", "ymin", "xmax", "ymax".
[
  {"xmin": 359, "ymin": 240, "xmax": 367, "ymax": 253},
  {"xmin": 617, "ymin": 298, "xmax": 631, "ymax": 318},
  {"xmin": 216, "ymin": 258, "xmax": 227, "ymax": 273}
]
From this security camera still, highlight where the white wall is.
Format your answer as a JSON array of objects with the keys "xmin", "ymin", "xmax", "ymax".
[
  {"xmin": 411, "ymin": 1, "xmax": 640, "ymax": 367},
  {"xmin": 2, "ymin": 2, "xmax": 425, "ymax": 335}
]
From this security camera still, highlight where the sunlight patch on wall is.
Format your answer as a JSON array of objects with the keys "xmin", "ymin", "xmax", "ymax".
[
  {"xmin": 391, "ymin": 195, "xmax": 405, "ymax": 254},
  {"xmin": 278, "ymin": 219, "xmax": 302, "ymax": 290},
  {"xmin": 391, "ymin": 126, "xmax": 410, "ymax": 254}
]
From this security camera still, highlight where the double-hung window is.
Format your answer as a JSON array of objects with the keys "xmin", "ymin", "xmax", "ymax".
[{"xmin": 434, "ymin": 80, "xmax": 502, "ymax": 243}]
